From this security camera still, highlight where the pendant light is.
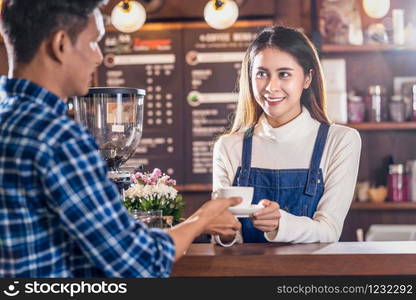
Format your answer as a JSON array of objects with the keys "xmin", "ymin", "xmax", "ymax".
[
  {"xmin": 204, "ymin": 0, "xmax": 239, "ymax": 30},
  {"xmin": 362, "ymin": 0, "xmax": 390, "ymax": 19},
  {"xmin": 111, "ymin": 0, "xmax": 147, "ymax": 33}
]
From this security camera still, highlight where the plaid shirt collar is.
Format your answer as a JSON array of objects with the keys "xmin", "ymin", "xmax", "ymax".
[{"xmin": 0, "ymin": 75, "xmax": 68, "ymax": 116}]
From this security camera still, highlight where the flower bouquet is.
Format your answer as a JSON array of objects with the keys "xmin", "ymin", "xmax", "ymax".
[{"xmin": 123, "ymin": 168, "xmax": 185, "ymax": 226}]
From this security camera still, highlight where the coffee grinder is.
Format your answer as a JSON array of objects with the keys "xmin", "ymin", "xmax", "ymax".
[{"xmin": 73, "ymin": 87, "xmax": 145, "ymax": 195}]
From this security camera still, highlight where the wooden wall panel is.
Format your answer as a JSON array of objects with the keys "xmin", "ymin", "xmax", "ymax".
[
  {"xmin": 341, "ymin": 208, "xmax": 416, "ymax": 241},
  {"xmin": 0, "ymin": 42, "xmax": 7, "ymax": 76},
  {"xmin": 274, "ymin": 0, "xmax": 311, "ymax": 32}
]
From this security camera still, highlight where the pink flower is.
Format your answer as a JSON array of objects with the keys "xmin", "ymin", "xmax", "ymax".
[
  {"xmin": 159, "ymin": 175, "xmax": 169, "ymax": 183},
  {"xmin": 134, "ymin": 172, "xmax": 143, "ymax": 179},
  {"xmin": 130, "ymin": 168, "xmax": 178, "ymax": 187},
  {"xmin": 167, "ymin": 179, "xmax": 176, "ymax": 186},
  {"xmin": 152, "ymin": 168, "xmax": 162, "ymax": 178},
  {"xmin": 130, "ymin": 174, "xmax": 138, "ymax": 184},
  {"xmin": 149, "ymin": 175, "xmax": 158, "ymax": 184}
]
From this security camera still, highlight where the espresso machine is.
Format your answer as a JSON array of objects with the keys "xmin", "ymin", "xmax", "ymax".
[{"xmin": 74, "ymin": 87, "xmax": 145, "ymax": 195}]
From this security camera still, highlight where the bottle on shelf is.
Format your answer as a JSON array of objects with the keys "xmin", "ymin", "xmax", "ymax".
[
  {"xmin": 392, "ymin": 9, "xmax": 405, "ymax": 45},
  {"xmin": 389, "ymin": 94, "xmax": 406, "ymax": 122},
  {"xmin": 413, "ymin": 84, "xmax": 416, "ymax": 121},
  {"xmin": 387, "ymin": 163, "xmax": 408, "ymax": 202},
  {"xmin": 367, "ymin": 85, "xmax": 388, "ymax": 122},
  {"xmin": 404, "ymin": 22, "xmax": 416, "ymax": 45},
  {"xmin": 406, "ymin": 160, "xmax": 416, "ymax": 202},
  {"xmin": 401, "ymin": 81, "xmax": 416, "ymax": 121},
  {"xmin": 348, "ymin": 94, "xmax": 365, "ymax": 123}
]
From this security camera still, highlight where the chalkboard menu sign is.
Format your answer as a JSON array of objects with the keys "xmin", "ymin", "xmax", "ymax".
[
  {"xmin": 183, "ymin": 23, "xmax": 265, "ymax": 184},
  {"xmin": 97, "ymin": 25, "xmax": 185, "ymax": 183},
  {"xmin": 97, "ymin": 21, "xmax": 270, "ymax": 185}
]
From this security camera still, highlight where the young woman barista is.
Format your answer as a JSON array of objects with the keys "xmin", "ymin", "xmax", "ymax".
[{"xmin": 212, "ymin": 26, "xmax": 361, "ymax": 246}]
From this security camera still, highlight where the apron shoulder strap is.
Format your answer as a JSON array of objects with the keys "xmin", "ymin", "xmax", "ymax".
[
  {"xmin": 305, "ymin": 123, "xmax": 330, "ymax": 196},
  {"xmin": 237, "ymin": 127, "xmax": 254, "ymax": 186}
]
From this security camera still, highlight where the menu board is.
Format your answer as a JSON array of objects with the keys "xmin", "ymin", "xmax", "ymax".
[
  {"xmin": 97, "ymin": 26, "xmax": 185, "ymax": 183},
  {"xmin": 97, "ymin": 21, "xmax": 270, "ymax": 185},
  {"xmin": 182, "ymin": 24, "xmax": 266, "ymax": 184}
]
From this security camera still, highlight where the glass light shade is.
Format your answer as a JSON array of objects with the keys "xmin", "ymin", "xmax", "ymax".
[
  {"xmin": 362, "ymin": 0, "xmax": 390, "ymax": 19},
  {"xmin": 204, "ymin": 0, "xmax": 239, "ymax": 30},
  {"xmin": 111, "ymin": 0, "xmax": 146, "ymax": 33}
]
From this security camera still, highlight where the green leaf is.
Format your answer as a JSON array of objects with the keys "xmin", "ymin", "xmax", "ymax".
[{"xmin": 123, "ymin": 194, "xmax": 185, "ymax": 222}]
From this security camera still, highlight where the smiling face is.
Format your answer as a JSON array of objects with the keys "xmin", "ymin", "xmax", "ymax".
[{"xmin": 251, "ymin": 47, "xmax": 312, "ymax": 128}]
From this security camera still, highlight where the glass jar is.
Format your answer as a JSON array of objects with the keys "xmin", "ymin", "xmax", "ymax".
[
  {"xmin": 387, "ymin": 164, "xmax": 408, "ymax": 202},
  {"xmin": 389, "ymin": 94, "xmax": 406, "ymax": 122},
  {"xmin": 406, "ymin": 160, "xmax": 416, "ymax": 202},
  {"xmin": 130, "ymin": 210, "xmax": 164, "ymax": 228},
  {"xmin": 368, "ymin": 85, "xmax": 387, "ymax": 122},
  {"xmin": 413, "ymin": 84, "xmax": 416, "ymax": 121},
  {"xmin": 348, "ymin": 95, "xmax": 365, "ymax": 123},
  {"xmin": 401, "ymin": 81, "xmax": 415, "ymax": 121}
]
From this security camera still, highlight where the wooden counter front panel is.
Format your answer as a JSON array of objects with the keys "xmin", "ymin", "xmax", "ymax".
[{"xmin": 172, "ymin": 242, "xmax": 416, "ymax": 277}]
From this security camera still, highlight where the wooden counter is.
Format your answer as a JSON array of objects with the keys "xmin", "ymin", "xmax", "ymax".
[{"xmin": 172, "ymin": 242, "xmax": 416, "ymax": 277}]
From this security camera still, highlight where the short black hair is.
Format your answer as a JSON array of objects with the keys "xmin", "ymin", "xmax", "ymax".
[{"xmin": 0, "ymin": 0, "xmax": 107, "ymax": 63}]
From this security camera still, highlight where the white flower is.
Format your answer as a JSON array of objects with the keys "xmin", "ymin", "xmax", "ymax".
[
  {"xmin": 125, "ymin": 182, "xmax": 178, "ymax": 201},
  {"xmin": 125, "ymin": 184, "xmax": 145, "ymax": 199}
]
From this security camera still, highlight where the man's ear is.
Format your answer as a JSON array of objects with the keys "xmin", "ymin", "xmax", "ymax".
[
  {"xmin": 304, "ymin": 69, "xmax": 313, "ymax": 89},
  {"xmin": 49, "ymin": 30, "xmax": 72, "ymax": 64}
]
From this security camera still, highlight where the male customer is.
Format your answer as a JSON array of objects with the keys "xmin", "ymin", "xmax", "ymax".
[{"xmin": 0, "ymin": 0, "xmax": 241, "ymax": 277}]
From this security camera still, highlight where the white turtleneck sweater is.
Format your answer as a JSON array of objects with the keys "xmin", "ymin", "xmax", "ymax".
[{"xmin": 212, "ymin": 108, "xmax": 362, "ymax": 243}]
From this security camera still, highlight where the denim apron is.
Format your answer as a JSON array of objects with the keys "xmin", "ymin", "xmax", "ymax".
[{"xmin": 232, "ymin": 123, "xmax": 330, "ymax": 243}]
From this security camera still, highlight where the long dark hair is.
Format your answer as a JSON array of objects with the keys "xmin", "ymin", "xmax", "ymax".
[{"xmin": 230, "ymin": 26, "xmax": 330, "ymax": 133}]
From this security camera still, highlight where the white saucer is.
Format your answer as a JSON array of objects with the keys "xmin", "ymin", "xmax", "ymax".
[{"xmin": 228, "ymin": 204, "xmax": 263, "ymax": 217}]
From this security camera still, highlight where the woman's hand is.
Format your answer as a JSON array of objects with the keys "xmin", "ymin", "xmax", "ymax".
[{"xmin": 251, "ymin": 199, "xmax": 281, "ymax": 233}]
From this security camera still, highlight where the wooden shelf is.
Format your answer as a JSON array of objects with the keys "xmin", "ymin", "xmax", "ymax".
[
  {"xmin": 345, "ymin": 122, "xmax": 416, "ymax": 131},
  {"xmin": 351, "ymin": 202, "xmax": 416, "ymax": 210},
  {"xmin": 321, "ymin": 44, "xmax": 416, "ymax": 53}
]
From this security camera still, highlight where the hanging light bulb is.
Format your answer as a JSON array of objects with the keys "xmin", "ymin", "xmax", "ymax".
[
  {"xmin": 111, "ymin": 0, "xmax": 146, "ymax": 33},
  {"xmin": 204, "ymin": 0, "xmax": 239, "ymax": 30},
  {"xmin": 362, "ymin": 0, "xmax": 390, "ymax": 19}
]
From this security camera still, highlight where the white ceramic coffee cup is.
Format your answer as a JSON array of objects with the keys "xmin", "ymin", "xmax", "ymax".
[{"xmin": 212, "ymin": 186, "xmax": 254, "ymax": 209}]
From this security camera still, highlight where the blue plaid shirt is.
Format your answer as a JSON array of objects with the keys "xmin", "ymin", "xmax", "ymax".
[{"xmin": 0, "ymin": 76, "xmax": 175, "ymax": 277}]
